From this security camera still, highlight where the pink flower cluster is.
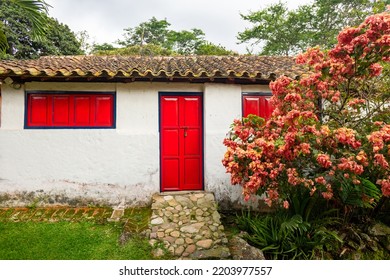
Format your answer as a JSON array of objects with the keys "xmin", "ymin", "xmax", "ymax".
[
  {"xmin": 378, "ymin": 178, "xmax": 390, "ymax": 197},
  {"xmin": 334, "ymin": 128, "xmax": 361, "ymax": 149},
  {"xmin": 317, "ymin": 154, "xmax": 332, "ymax": 168}
]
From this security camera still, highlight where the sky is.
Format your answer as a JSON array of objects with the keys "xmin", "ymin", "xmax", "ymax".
[{"xmin": 45, "ymin": 0, "xmax": 313, "ymax": 54}]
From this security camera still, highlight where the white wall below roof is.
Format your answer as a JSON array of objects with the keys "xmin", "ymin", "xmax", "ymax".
[
  {"xmin": 0, "ymin": 129, "xmax": 159, "ymax": 206},
  {"xmin": 0, "ymin": 81, "xmax": 270, "ymax": 208},
  {"xmin": 203, "ymin": 83, "xmax": 271, "ymax": 209},
  {"xmin": 0, "ymin": 82, "xmax": 161, "ymax": 206},
  {"xmin": 203, "ymin": 83, "xmax": 242, "ymax": 203}
]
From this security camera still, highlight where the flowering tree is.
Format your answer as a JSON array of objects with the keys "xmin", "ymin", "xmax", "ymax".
[{"xmin": 222, "ymin": 9, "xmax": 390, "ymax": 209}]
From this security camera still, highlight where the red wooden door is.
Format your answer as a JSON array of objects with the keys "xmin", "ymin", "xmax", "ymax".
[
  {"xmin": 160, "ymin": 95, "xmax": 203, "ymax": 191},
  {"xmin": 243, "ymin": 95, "xmax": 274, "ymax": 119}
]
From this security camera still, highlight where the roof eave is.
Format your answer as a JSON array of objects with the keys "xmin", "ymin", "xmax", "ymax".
[{"xmin": 0, "ymin": 74, "xmax": 273, "ymax": 85}]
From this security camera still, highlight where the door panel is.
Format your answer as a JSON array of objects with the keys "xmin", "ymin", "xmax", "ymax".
[
  {"xmin": 184, "ymin": 129, "xmax": 200, "ymax": 155},
  {"xmin": 183, "ymin": 97, "xmax": 200, "ymax": 126},
  {"xmin": 184, "ymin": 158, "xmax": 201, "ymax": 185},
  {"xmin": 162, "ymin": 159, "xmax": 180, "ymax": 190},
  {"xmin": 162, "ymin": 129, "xmax": 180, "ymax": 156},
  {"xmin": 160, "ymin": 95, "xmax": 203, "ymax": 192},
  {"xmin": 161, "ymin": 98, "xmax": 179, "ymax": 126}
]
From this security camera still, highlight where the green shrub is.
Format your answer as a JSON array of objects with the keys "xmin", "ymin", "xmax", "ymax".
[{"xmin": 237, "ymin": 210, "xmax": 342, "ymax": 260}]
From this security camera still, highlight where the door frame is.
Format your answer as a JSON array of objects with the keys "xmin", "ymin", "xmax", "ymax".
[{"xmin": 158, "ymin": 92, "xmax": 204, "ymax": 192}]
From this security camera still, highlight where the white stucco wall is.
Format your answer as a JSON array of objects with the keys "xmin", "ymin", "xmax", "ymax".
[
  {"xmin": 203, "ymin": 83, "xmax": 271, "ymax": 208},
  {"xmin": 0, "ymin": 81, "xmax": 269, "ymax": 208}
]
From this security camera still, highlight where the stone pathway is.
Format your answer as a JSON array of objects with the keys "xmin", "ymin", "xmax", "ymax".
[
  {"xmin": 0, "ymin": 207, "xmax": 113, "ymax": 222},
  {"xmin": 149, "ymin": 192, "xmax": 231, "ymax": 259},
  {"xmin": 0, "ymin": 207, "xmax": 150, "ymax": 226}
]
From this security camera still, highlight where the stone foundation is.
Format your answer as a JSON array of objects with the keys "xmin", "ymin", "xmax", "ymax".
[{"xmin": 149, "ymin": 192, "xmax": 230, "ymax": 259}]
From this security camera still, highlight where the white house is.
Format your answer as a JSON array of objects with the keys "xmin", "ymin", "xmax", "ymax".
[{"xmin": 0, "ymin": 55, "xmax": 303, "ymax": 208}]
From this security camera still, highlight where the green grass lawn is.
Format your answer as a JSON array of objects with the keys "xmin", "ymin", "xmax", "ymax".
[{"xmin": 0, "ymin": 221, "xmax": 153, "ymax": 260}]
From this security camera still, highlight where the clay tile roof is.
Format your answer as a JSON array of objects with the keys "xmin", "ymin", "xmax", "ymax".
[{"xmin": 0, "ymin": 55, "xmax": 306, "ymax": 83}]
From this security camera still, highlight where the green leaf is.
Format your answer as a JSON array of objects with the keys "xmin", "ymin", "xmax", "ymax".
[
  {"xmin": 0, "ymin": 28, "xmax": 8, "ymax": 53},
  {"xmin": 337, "ymin": 176, "xmax": 382, "ymax": 208},
  {"xmin": 13, "ymin": 0, "xmax": 51, "ymax": 41}
]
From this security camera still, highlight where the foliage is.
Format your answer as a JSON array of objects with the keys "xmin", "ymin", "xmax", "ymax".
[
  {"xmin": 238, "ymin": 2, "xmax": 308, "ymax": 55},
  {"xmin": 11, "ymin": 0, "xmax": 50, "ymax": 39},
  {"xmin": 0, "ymin": 0, "xmax": 49, "ymax": 52},
  {"xmin": 94, "ymin": 42, "xmax": 238, "ymax": 56},
  {"xmin": 0, "ymin": 23, "xmax": 6, "ymax": 53},
  {"xmin": 238, "ymin": 0, "xmax": 390, "ymax": 55},
  {"xmin": 76, "ymin": 30, "xmax": 93, "ymax": 54},
  {"xmin": 41, "ymin": 17, "xmax": 83, "ymax": 56},
  {"xmin": 223, "ymin": 10, "xmax": 390, "ymax": 211},
  {"xmin": 117, "ymin": 17, "xmax": 205, "ymax": 54},
  {"xmin": 113, "ymin": 17, "xmax": 235, "ymax": 56},
  {"xmin": 118, "ymin": 17, "xmax": 171, "ymax": 48},
  {"xmin": 166, "ymin": 28, "xmax": 205, "ymax": 54},
  {"xmin": 0, "ymin": 0, "xmax": 82, "ymax": 58},
  {"xmin": 195, "ymin": 42, "xmax": 237, "ymax": 55},
  {"xmin": 93, "ymin": 44, "xmax": 175, "ymax": 56},
  {"xmin": 92, "ymin": 42, "xmax": 116, "ymax": 53},
  {"xmin": 237, "ymin": 210, "xmax": 342, "ymax": 260}
]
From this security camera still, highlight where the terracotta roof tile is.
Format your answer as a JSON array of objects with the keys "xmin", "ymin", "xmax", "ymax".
[{"xmin": 0, "ymin": 55, "xmax": 306, "ymax": 82}]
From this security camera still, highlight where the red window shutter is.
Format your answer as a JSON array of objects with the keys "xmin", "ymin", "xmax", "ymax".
[
  {"xmin": 74, "ymin": 96, "xmax": 91, "ymax": 126},
  {"xmin": 262, "ymin": 96, "xmax": 274, "ymax": 119},
  {"xmin": 29, "ymin": 95, "xmax": 49, "ymax": 126},
  {"xmin": 95, "ymin": 96, "xmax": 113, "ymax": 126},
  {"xmin": 243, "ymin": 96, "xmax": 260, "ymax": 117},
  {"xmin": 26, "ymin": 93, "xmax": 115, "ymax": 128},
  {"xmin": 242, "ymin": 94, "xmax": 274, "ymax": 119},
  {"xmin": 52, "ymin": 96, "xmax": 70, "ymax": 125}
]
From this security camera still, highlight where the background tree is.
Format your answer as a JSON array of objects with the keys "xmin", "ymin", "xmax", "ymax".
[
  {"xmin": 0, "ymin": 0, "xmax": 82, "ymax": 58},
  {"xmin": 166, "ymin": 28, "xmax": 205, "ymax": 54},
  {"xmin": 115, "ymin": 17, "xmax": 236, "ymax": 56},
  {"xmin": 117, "ymin": 17, "xmax": 171, "ymax": 48},
  {"xmin": 92, "ymin": 44, "xmax": 174, "ymax": 56},
  {"xmin": 76, "ymin": 30, "xmax": 93, "ymax": 54},
  {"xmin": 238, "ymin": 0, "xmax": 390, "ymax": 55},
  {"xmin": 39, "ymin": 17, "xmax": 83, "ymax": 56},
  {"xmin": 91, "ymin": 43, "xmax": 116, "ymax": 53},
  {"xmin": 195, "ymin": 42, "xmax": 236, "ymax": 55},
  {"xmin": 0, "ymin": 0, "xmax": 50, "ymax": 53}
]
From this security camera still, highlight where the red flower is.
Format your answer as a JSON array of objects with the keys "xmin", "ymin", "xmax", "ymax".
[
  {"xmin": 315, "ymin": 176, "xmax": 326, "ymax": 185},
  {"xmin": 377, "ymin": 179, "xmax": 390, "ymax": 197},
  {"xmin": 369, "ymin": 63, "xmax": 383, "ymax": 76},
  {"xmin": 317, "ymin": 154, "xmax": 332, "ymax": 168},
  {"xmin": 337, "ymin": 27, "xmax": 362, "ymax": 45},
  {"xmin": 374, "ymin": 154, "xmax": 389, "ymax": 169}
]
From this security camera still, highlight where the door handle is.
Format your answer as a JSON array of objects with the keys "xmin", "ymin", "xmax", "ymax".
[{"xmin": 182, "ymin": 126, "xmax": 188, "ymax": 137}]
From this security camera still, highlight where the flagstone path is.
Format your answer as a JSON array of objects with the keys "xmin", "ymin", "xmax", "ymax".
[
  {"xmin": 0, "ymin": 207, "xmax": 113, "ymax": 222},
  {"xmin": 148, "ymin": 192, "xmax": 231, "ymax": 259},
  {"xmin": 0, "ymin": 206, "xmax": 150, "ymax": 228}
]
